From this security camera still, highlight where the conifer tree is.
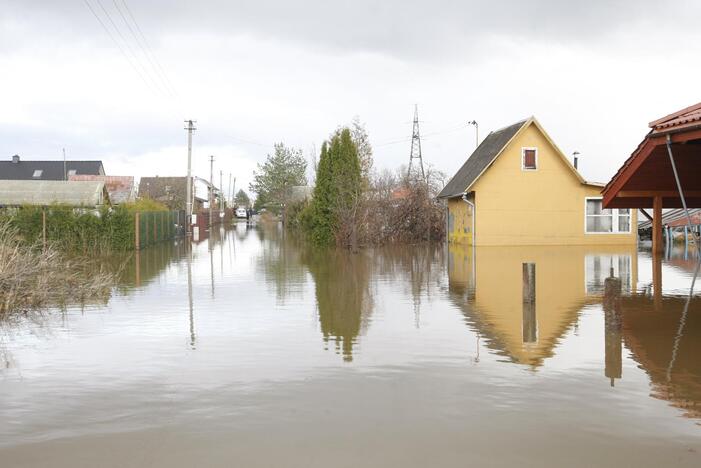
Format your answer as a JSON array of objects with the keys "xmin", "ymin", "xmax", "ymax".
[{"xmin": 306, "ymin": 128, "xmax": 362, "ymax": 246}]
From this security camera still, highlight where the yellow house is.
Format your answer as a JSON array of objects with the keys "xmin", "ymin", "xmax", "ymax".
[{"xmin": 438, "ymin": 117, "xmax": 637, "ymax": 246}]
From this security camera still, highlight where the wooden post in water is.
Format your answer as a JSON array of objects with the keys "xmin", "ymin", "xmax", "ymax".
[
  {"xmin": 135, "ymin": 212, "xmax": 141, "ymax": 250},
  {"xmin": 604, "ymin": 268, "xmax": 622, "ymax": 386},
  {"xmin": 652, "ymin": 251, "xmax": 662, "ymax": 311},
  {"xmin": 652, "ymin": 195, "xmax": 663, "ymax": 253},
  {"xmin": 522, "ymin": 263, "xmax": 537, "ymax": 343},
  {"xmin": 42, "ymin": 208, "xmax": 46, "ymax": 251}
]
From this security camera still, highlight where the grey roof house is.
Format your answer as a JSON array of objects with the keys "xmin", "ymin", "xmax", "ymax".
[{"xmin": 0, "ymin": 155, "xmax": 105, "ymax": 180}]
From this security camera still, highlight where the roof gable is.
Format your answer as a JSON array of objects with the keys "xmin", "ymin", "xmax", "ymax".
[
  {"xmin": 438, "ymin": 119, "xmax": 527, "ymax": 198},
  {"xmin": 438, "ymin": 117, "xmax": 586, "ymax": 198}
]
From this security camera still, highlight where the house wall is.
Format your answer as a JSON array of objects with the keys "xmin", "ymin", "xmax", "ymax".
[
  {"xmin": 465, "ymin": 123, "xmax": 637, "ymax": 246},
  {"xmin": 446, "ymin": 196, "xmax": 473, "ymax": 244}
]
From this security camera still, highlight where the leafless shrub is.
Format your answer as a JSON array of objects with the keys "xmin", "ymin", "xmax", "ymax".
[
  {"xmin": 333, "ymin": 166, "xmax": 446, "ymax": 249},
  {"xmin": 0, "ymin": 222, "xmax": 116, "ymax": 317}
]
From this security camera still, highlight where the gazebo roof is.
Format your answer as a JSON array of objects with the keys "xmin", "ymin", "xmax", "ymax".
[{"xmin": 602, "ymin": 102, "xmax": 701, "ymax": 209}]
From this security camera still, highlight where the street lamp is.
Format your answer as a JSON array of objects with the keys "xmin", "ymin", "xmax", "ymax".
[{"xmin": 468, "ymin": 120, "xmax": 479, "ymax": 149}]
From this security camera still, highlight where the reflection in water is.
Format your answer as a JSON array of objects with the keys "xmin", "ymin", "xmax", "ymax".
[
  {"xmin": 187, "ymin": 242, "xmax": 196, "ymax": 350},
  {"xmin": 603, "ymin": 270, "xmax": 622, "ymax": 386},
  {"xmin": 5, "ymin": 228, "xmax": 701, "ymax": 466},
  {"xmin": 448, "ymin": 244, "xmax": 638, "ymax": 368},
  {"xmin": 302, "ymin": 247, "xmax": 372, "ymax": 362},
  {"xmin": 621, "ymin": 293, "xmax": 701, "ymax": 420}
]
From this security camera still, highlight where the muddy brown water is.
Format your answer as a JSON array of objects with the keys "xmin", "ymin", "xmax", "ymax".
[{"xmin": 1, "ymin": 224, "xmax": 700, "ymax": 467}]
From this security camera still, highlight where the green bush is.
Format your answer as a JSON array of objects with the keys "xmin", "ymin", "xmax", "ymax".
[{"xmin": 0, "ymin": 205, "xmax": 136, "ymax": 253}]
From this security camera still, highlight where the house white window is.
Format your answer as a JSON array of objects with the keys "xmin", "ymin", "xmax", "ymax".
[
  {"xmin": 32, "ymin": 169, "xmax": 43, "ymax": 178},
  {"xmin": 522, "ymin": 147, "xmax": 538, "ymax": 171},
  {"xmin": 585, "ymin": 197, "xmax": 631, "ymax": 234},
  {"xmin": 67, "ymin": 169, "xmax": 77, "ymax": 176}
]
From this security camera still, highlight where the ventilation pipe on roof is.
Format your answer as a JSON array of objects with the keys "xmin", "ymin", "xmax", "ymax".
[
  {"xmin": 572, "ymin": 151, "xmax": 580, "ymax": 170},
  {"xmin": 12, "ymin": 155, "xmax": 19, "ymax": 163}
]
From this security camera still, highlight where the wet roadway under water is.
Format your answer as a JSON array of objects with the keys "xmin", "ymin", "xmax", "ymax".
[{"xmin": 1, "ymin": 223, "xmax": 700, "ymax": 467}]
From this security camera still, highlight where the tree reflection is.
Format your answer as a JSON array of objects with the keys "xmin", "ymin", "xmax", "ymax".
[{"xmin": 302, "ymin": 247, "xmax": 372, "ymax": 362}]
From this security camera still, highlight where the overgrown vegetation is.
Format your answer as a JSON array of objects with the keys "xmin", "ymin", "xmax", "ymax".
[
  {"xmin": 0, "ymin": 222, "xmax": 116, "ymax": 317},
  {"xmin": 289, "ymin": 122, "xmax": 445, "ymax": 249},
  {"xmin": 249, "ymin": 143, "xmax": 307, "ymax": 219},
  {"xmin": 0, "ymin": 203, "xmax": 181, "ymax": 254},
  {"xmin": 0, "ymin": 205, "xmax": 135, "ymax": 253},
  {"xmin": 122, "ymin": 198, "xmax": 169, "ymax": 212}
]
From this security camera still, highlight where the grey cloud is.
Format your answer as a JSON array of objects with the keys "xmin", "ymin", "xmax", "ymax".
[{"xmin": 4, "ymin": 0, "xmax": 694, "ymax": 60}]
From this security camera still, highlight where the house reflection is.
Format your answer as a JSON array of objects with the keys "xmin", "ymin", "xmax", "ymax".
[{"xmin": 448, "ymin": 244, "xmax": 638, "ymax": 368}]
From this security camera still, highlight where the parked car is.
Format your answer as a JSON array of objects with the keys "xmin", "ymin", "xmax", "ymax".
[{"xmin": 236, "ymin": 207, "xmax": 247, "ymax": 218}]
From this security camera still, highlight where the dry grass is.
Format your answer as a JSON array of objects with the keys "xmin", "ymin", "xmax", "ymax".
[{"xmin": 0, "ymin": 222, "xmax": 117, "ymax": 317}]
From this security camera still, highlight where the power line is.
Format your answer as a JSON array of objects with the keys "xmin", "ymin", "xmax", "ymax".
[
  {"xmin": 111, "ymin": 0, "xmax": 173, "ymax": 97},
  {"xmin": 82, "ymin": 0, "xmax": 156, "ymax": 93},
  {"xmin": 93, "ymin": 0, "xmax": 166, "ymax": 95},
  {"xmin": 117, "ymin": 0, "xmax": 178, "ymax": 97},
  {"xmin": 375, "ymin": 123, "xmax": 468, "ymax": 148}
]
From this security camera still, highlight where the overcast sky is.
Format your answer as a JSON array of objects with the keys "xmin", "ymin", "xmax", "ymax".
[{"xmin": 2, "ymin": 0, "xmax": 700, "ymax": 194}]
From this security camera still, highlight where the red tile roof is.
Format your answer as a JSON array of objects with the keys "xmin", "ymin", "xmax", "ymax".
[
  {"xmin": 649, "ymin": 101, "xmax": 701, "ymax": 134},
  {"xmin": 602, "ymin": 102, "xmax": 701, "ymax": 199}
]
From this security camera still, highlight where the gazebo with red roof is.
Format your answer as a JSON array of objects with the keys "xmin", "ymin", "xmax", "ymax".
[{"xmin": 602, "ymin": 102, "xmax": 701, "ymax": 253}]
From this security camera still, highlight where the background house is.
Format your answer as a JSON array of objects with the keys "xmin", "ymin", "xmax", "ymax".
[
  {"xmin": 438, "ymin": 117, "xmax": 637, "ymax": 246},
  {"xmin": 138, "ymin": 176, "xmax": 206, "ymax": 211},
  {"xmin": 0, "ymin": 180, "xmax": 109, "ymax": 207},
  {"xmin": 69, "ymin": 175, "xmax": 135, "ymax": 205},
  {"xmin": 0, "ymin": 155, "xmax": 105, "ymax": 180}
]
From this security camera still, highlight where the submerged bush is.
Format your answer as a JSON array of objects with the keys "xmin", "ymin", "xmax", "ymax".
[
  {"xmin": 0, "ymin": 222, "xmax": 117, "ymax": 317},
  {"xmin": 0, "ymin": 205, "xmax": 136, "ymax": 253}
]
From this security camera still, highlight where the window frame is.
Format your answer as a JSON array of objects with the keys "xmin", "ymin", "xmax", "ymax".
[
  {"xmin": 584, "ymin": 197, "xmax": 631, "ymax": 234},
  {"xmin": 521, "ymin": 147, "xmax": 538, "ymax": 171},
  {"xmin": 32, "ymin": 169, "xmax": 43, "ymax": 178}
]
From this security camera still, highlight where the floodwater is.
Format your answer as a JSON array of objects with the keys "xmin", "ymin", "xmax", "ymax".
[{"xmin": 1, "ymin": 223, "xmax": 700, "ymax": 467}]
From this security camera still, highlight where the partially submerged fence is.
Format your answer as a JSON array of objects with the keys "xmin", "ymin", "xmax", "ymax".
[
  {"xmin": 135, "ymin": 210, "xmax": 185, "ymax": 249},
  {"xmin": 0, "ymin": 206, "xmax": 185, "ymax": 252}
]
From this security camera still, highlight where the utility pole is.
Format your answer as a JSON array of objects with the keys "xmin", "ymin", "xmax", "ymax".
[
  {"xmin": 468, "ymin": 120, "xmax": 479, "ymax": 150},
  {"xmin": 228, "ymin": 173, "xmax": 232, "ymax": 208},
  {"xmin": 219, "ymin": 170, "xmax": 223, "ymax": 213},
  {"xmin": 408, "ymin": 104, "xmax": 425, "ymax": 180},
  {"xmin": 209, "ymin": 155, "xmax": 215, "ymax": 229},
  {"xmin": 185, "ymin": 120, "xmax": 197, "ymax": 234}
]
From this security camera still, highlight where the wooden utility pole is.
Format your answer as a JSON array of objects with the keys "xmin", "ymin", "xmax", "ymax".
[
  {"xmin": 219, "ymin": 170, "xmax": 223, "ymax": 213},
  {"xmin": 185, "ymin": 120, "xmax": 196, "ymax": 234},
  {"xmin": 209, "ymin": 155, "xmax": 215, "ymax": 229},
  {"xmin": 228, "ymin": 173, "xmax": 232, "ymax": 208}
]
